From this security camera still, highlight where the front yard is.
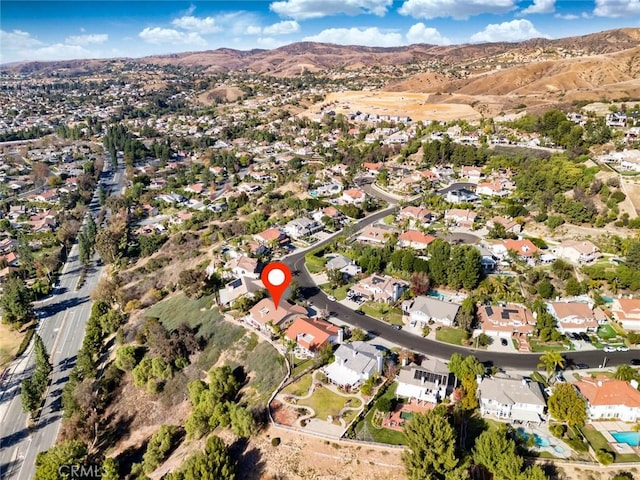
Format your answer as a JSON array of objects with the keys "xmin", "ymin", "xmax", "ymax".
[
  {"xmin": 360, "ymin": 302, "xmax": 403, "ymax": 326},
  {"xmin": 435, "ymin": 327, "xmax": 469, "ymax": 346},
  {"xmin": 305, "ymin": 252, "xmax": 328, "ymax": 274},
  {"xmin": 529, "ymin": 339, "xmax": 569, "ymax": 353},
  {"xmin": 318, "ymin": 283, "xmax": 350, "ymax": 301}
]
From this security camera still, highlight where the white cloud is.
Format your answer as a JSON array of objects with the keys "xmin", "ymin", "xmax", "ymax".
[
  {"xmin": 519, "ymin": 0, "xmax": 555, "ymax": 15},
  {"xmin": 594, "ymin": 0, "xmax": 640, "ymax": 17},
  {"xmin": 65, "ymin": 34, "xmax": 109, "ymax": 45},
  {"xmin": 406, "ymin": 23, "xmax": 450, "ymax": 44},
  {"xmin": 470, "ymin": 19, "xmax": 548, "ymax": 43},
  {"xmin": 256, "ymin": 37, "xmax": 290, "ymax": 48},
  {"xmin": 138, "ymin": 27, "xmax": 207, "ymax": 46},
  {"xmin": 398, "ymin": 0, "xmax": 516, "ymax": 20},
  {"xmin": 554, "ymin": 13, "xmax": 579, "ymax": 19},
  {"xmin": 171, "ymin": 15, "xmax": 222, "ymax": 34},
  {"xmin": 1, "ymin": 29, "xmax": 44, "ymax": 50},
  {"xmin": 270, "ymin": 0, "xmax": 392, "ymax": 20},
  {"xmin": 263, "ymin": 20, "xmax": 300, "ymax": 35},
  {"xmin": 303, "ymin": 27, "xmax": 403, "ymax": 46},
  {"xmin": 29, "ymin": 44, "xmax": 94, "ymax": 60}
]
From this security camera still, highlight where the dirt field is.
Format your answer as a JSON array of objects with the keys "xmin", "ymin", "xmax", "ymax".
[
  {"xmin": 242, "ymin": 426, "xmax": 406, "ymax": 480},
  {"xmin": 305, "ymin": 91, "xmax": 482, "ymax": 122},
  {"xmin": 0, "ymin": 323, "xmax": 24, "ymax": 369}
]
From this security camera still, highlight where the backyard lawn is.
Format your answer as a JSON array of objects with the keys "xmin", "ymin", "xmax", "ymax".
[
  {"xmin": 282, "ymin": 373, "xmax": 313, "ymax": 397},
  {"xmin": 581, "ymin": 425, "xmax": 640, "ymax": 463},
  {"xmin": 435, "ymin": 327, "xmax": 469, "ymax": 346},
  {"xmin": 291, "ymin": 357, "xmax": 314, "ymax": 377},
  {"xmin": 298, "ymin": 386, "xmax": 362, "ymax": 420},
  {"xmin": 353, "ymin": 383, "xmax": 406, "ymax": 445},
  {"xmin": 360, "ymin": 302, "xmax": 403, "ymax": 326}
]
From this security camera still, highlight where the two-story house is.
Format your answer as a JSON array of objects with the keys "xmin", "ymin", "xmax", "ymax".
[
  {"xmin": 444, "ymin": 208, "xmax": 478, "ymax": 227},
  {"xmin": 396, "ymin": 359, "xmax": 451, "ymax": 403},
  {"xmin": 574, "ymin": 378, "xmax": 640, "ymax": 423},
  {"xmin": 283, "ymin": 217, "xmax": 322, "ymax": 239},
  {"xmin": 552, "ymin": 240, "xmax": 601, "ymax": 265},
  {"xmin": 401, "ymin": 296, "xmax": 461, "ymax": 327},
  {"xmin": 477, "ymin": 375, "xmax": 546, "ymax": 423},
  {"xmin": 546, "ymin": 301, "xmax": 604, "ymax": 334},
  {"xmin": 351, "ymin": 274, "xmax": 409, "ymax": 304},
  {"xmin": 397, "ymin": 206, "xmax": 434, "ymax": 226},
  {"xmin": 398, "ymin": 230, "xmax": 436, "ymax": 250},
  {"xmin": 324, "ymin": 342, "xmax": 383, "ymax": 389},
  {"xmin": 610, "ymin": 298, "xmax": 640, "ymax": 331},
  {"xmin": 285, "ymin": 317, "xmax": 343, "ymax": 357},
  {"xmin": 227, "ymin": 256, "xmax": 261, "ymax": 280},
  {"xmin": 245, "ymin": 298, "xmax": 308, "ymax": 333},
  {"xmin": 476, "ymin": 304, "xmax": 536, "ymax": 339}
]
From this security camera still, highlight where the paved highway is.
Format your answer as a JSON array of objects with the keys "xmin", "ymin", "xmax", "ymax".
[
  {"xmin": 282, "ymin": 197, "xmax": 640, "ymax": 370},
  {"xmin": 0, "ymin": 156, "xmax": 124, "ymax": 480}
]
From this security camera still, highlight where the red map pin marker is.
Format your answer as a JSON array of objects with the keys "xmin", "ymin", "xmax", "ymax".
[{"xmin": 261, "ymin": 262, "xmax": 292, "ymax": 311}]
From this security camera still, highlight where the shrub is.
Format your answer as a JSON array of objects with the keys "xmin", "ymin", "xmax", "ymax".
[
  {"xmin": 565, "ymin": 437, "xmax": 589, "ymax": 453},
  {"xmin": 271, "ymin": 437, "xmax": 281, "ymax": 447},
  {"xmin": 549, "ymin": 423, "xmax": 566, "ymax": 438},
  {"xmin": 596, "ymin": 449, "xmax": 615, "ymax": 465},
  {"xmin": 375, "ymin": 397, "xmax": 392, "ymax": 412}
]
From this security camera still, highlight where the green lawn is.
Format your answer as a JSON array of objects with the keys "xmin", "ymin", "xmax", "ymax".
[
  {"xmin": 610, "ymin": 322, "xmax": 627, "ymax": 337},
  {"xmin": 318, "ymin": 283, "xmax": 349, "ymax": 301},
  {"xmin": 282, "ymin": 373, "xmax": 313, "ymax": 397},
  {"xmin": 581, "ymin": 425, "xmax": 640, "ymax": 463},
  {"xmin": 298, "ymin": 386, "xmax": 362, "ymax": 420},
  {"xmin": 354, "ymin": 383, "xmax": 406, "ymax": 445},
  {"xmin": 305, "ymin": 253, "xmax": 328, "ymax": 274},
  {"xmin": 360, "ymin": 302, "xmax": 404, "ymax": 326},
  {"xmin": 292, "ymin": 357, "xmax": 315, "ymax": 377},
  {"xmin": 530, "ymin": 371, "xmax": 549, "ymax": 387},
  {"xmin": 529, "ymin": 339, "xmax": 568, "ymax": 353},
  {"xmin": 146, "ymin": 293, "xmax": 221, "ymax": 333},
  {"xmin": 435, "ymin": 327, "xmax": 469, "ymax": 346},
  {"xmin": 597, "ymin": 324, "xmax": 617, "ymax": 340}
]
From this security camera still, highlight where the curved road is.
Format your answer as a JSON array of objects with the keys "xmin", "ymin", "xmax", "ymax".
[{"xmin": 282, "ymin": 209, "xmax": 638, "ymax": 370}]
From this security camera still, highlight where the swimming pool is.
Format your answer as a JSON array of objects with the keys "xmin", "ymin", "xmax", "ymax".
[
  {"xmin": 427, "ymin": 290, "xmax": 445, "ymax": 300},
  {"xmin": 612, "ymin": 431, "xmax": 640, "ymax": 446},
  {"xmin": 534, "ymin": 434, "xmax": 551, "ymax": 447},
  {"xmin": 553, "ymin": 445, "xmax": 565, "ymax": 454}
]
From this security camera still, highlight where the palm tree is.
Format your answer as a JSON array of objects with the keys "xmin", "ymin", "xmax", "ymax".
[
  {"xmin": 614, "ymin": 364, "xmax": 637, "ymax": 382},
  {"xmin": 538, "ymin": 352, "xmax": 566, "ymax": 381}
]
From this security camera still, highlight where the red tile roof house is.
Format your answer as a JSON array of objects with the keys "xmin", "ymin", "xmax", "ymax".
[
  {"xmin": 253, "ymin": 227, "xmax": 289, "ymax": 246},
  {"xmin": 397, "ymin": 206, "xmax": 434, "ymax": 225},
  {"xmin": 490, "ymin": 239, "xmax": 540, "ymax": 265},
  {"xmin": 574, "ymin": 377, "xmax": 640, "ymax": 422},
  {"xmin": 611, "ymin": 298, "xmax": 640, "ymax": 331},
  {"xmin": 285, "ymin": 317, "xmax": 343, "ymax": 357},
  {"xmin": 476, "ymin": 304, "xmax": 535, "ymax": 339},
  {"xmin": 350, "ymin": 274, "xmax": 409, "ymax": 304},
  {"xmin": 487, "ymin": 216, "xmax": 522, "ymax": 234},
  {"xmin": 546, "ymin": 301, "xmax": 605, "ymax": 334},
  {"xmin": 444, "ymin": 209, "xmax": 478, "ymax": 228},
  {"xmin": 184, "ymin": 183, "xmax": 205, "ymax": 195},
  {"xmin": 398, "ymin": 230, "xmax": 436, "ymax": 250},
  {"xmin": 246, "ymin": 298, "xmax": 308, "ymax": 334},
  {"xmin": 341, "ymin": 188, "xmax": 366, "ymax": 205}
]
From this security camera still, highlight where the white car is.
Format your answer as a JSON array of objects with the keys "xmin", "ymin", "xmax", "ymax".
[
  {"xmin": 603, "ymin": 346, "xmax": 617, "ymax": 353},
  {"xmin": 327, "ymin": 295, "xmax": 336, "ymax": 302},
  {"xmin": 617, "ymin": 346, "xmax": 630, "ymax": 352}
]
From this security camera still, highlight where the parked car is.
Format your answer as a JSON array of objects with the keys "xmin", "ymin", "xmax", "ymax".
[
  {"xmin": 576, "ymin": 363, "xmax": 589, "ymax": 369},
  {"xmin": 355, "ymin": 309, "xmax": 365, "ymax": 315},
  {"xmin": 391, "ymin": 325, "xmax": 402, "ymax": 330},
  {"xmin": 617, "ymin": 346, "xmax": 630, "ymax": 352},
  {"xmin": 327, "ymin": 295, "xmax": 336, "ymax": 302},
  {"xmin": 603, "ymin": 346, "xmax": 617, "ymax": 352},
  {"xmin": 631, "ymin": 359, "xmax": 640, "ymax": 366},
  {"xmin": 500, "ymin": 338, "xmax": 508, "ymax": 346}
]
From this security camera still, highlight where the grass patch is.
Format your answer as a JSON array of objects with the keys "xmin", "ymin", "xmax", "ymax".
[
  {"xmin": 610, "ymin": 322, "xmax": 627, "ymax": 336},
  {"xmin": 319, "ymin": 283, "xmax": 349, "ymax": 301},
  {"xmin": 147, "ymin": 293, "xmax": 222, "ymax": 337},
  {"xmin": 305, "ymin": 252, "xmax": 328, "ymax": 274},
  {"xmin": 597, "ymin": 324, "xmax": 617, "ymax": 340},
  {"xmin": 435, "ymin": 327, "xmax": 469, "ymax": 346},
  {"xmin": 283, "ymin": 373, "xmax": 313, "ymax": 397},
  {"xmin": 354, "ymin": 383, "xmax": 406, "ymax": 445},
  {"xmin": 529, "ymin": 339, "xmax": 568, "ymax": 353},
  {"xmin": 292, "ymin": 357, "xmax": 314, "ymax": 377},
  {"xmin": 298, "ymin": 386, "xmax": 362, "ymax": 421},
  {"xmin": 0, "ymin": 323, "xmax": 27, "ymax": 368},
  {"xmin": 360, "ymin": 302, "xmax": 403, "ymax": 325}
]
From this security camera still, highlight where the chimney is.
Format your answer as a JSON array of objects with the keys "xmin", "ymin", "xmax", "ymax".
[
  {"xmin": 353, "ymin": 349, "xmax": 357, "ymax": 358},
  {"xmin": 597, "ymin": 380, "xmax": 603, "ymax": 387},
  {"xmin": 402, "ymin": 357, "xmax": 408, "ymax": 367},
  {"xmin": 631, "ymin": 379, "xmax": 639, "ymax": 390}
]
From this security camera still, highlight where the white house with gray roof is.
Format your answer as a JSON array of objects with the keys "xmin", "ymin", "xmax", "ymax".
[
  {"xmin": 396, "ymin": 358, "xmax": 451, "ymax": 403},
  {"xmin": 324, "ymin": 342, "xmax": 383, "ymax": 389},
  {"xmin": 477, "ymin": 375, "xmax": 546, "ymax": 423},
  {"xmin": 401, "ymin": 296, "xmax": 461, "ymax": 327},
  {"xmin": 325, "ymin": 254, "xmax": 361, "ymax": 278}
]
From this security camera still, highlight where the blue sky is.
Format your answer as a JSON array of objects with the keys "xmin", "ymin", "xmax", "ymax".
[{"xmin": 0, "ymin": 1, "xmax": 637, "ymax": 64}]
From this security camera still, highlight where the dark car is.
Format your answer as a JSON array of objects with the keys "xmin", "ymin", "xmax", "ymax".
[
  {"xmin": 631, "ymin": 359, "xmax": 640, "ymax": 366},
  {"xmin": 500, "ymin": 338, "xmax": 508, "ymax": 346},
  {"xmin": 391, "ymin": 325, "xmax": 402, "ymax": 330},
  {"xmin": 355, "ymin": 309, "xmax": 365, "ymax": 315},
  {"xmin": 576, "ymin": 363, "xmax": 589, "ymax": 369}
]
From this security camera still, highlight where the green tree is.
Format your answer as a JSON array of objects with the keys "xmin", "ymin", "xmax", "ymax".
[
  {"xmin": 473, "ymin": 428, "xmax": 523, "ymax": 480},
  {"xmin": 115, "ymin": 345, "xmax": 141, "ymax": 371},
  {"xmin": 166, "ymin": 435, "xmax": 236, "ymax": 480},
  {"xmin": 614, "ymin": 364, "xmax": 637, "ymax": 382},
  {"xmin": 208, "ymin": 365, "xmax": 240, "ymax": 402},
  {"xmin": 34, "ymin": 440, "xmax": 88, "ymax": 480},
  {"xmin": 21, "ymin": 377, "xmax": 40, "ymax": 415},
  {"xmin": 548, "ymin": 383, "xmax": 587, "ymax": 427},
  {"xmin": 101, "ymin": 457, "xmax": 120, "ymax": 480},
  {"xmin": 538, "ymin": 352, "xmax": 566, "ymax": 381},
  {"xmin": 626, "ymin": 240, "xmax": 640, "ymax": 270},
  {"xmin": 0, "ymin": 276, "xmax": 33, "ymax": 326},
  {"xmin": 143, "ymin": 425, "xmax": 181, "ymax": 473},
  {"xmin": 402, "ymin": 410, "xmax": 465, "ymax": 480},
  {"xmin": 427, "ymin": 239, "xmax": 451, "ymax": 286},
  {"xmin": 228, "ymin": 403, "xmax": 256, "ymax": 438}
]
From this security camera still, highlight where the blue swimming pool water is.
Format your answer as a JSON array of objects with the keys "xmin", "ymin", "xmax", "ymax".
[
  {"xmin": 534, "ymin": 434, "xmax": 551, "ymax": 447},
  {"xmin": 427, "ymin": 290, "xmax": 444, "ymax": 300},
  {"xmin": 554, "ymin": 445, "xmax": 565, "ymax": 454},
  {"xmin": 602, "ymin": 296, "xmax": 614, "ymax": 303},
  {"xmin": 612, "ymin": 431, "xmax": 640, "ymax": 446}
]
